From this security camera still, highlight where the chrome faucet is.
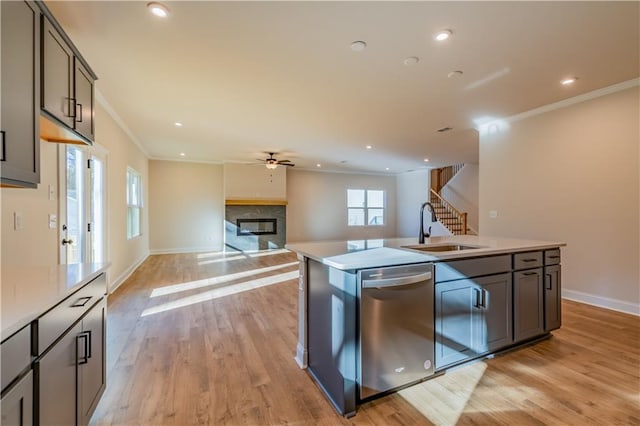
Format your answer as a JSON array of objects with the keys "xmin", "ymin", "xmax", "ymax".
[{"xmin": 419, "ymin": 202, "xmax": 438, "ymax": 244}]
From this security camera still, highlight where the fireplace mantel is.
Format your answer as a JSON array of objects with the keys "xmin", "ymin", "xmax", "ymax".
[{"xmin": 225, "ymin": 199, "xmax": 288, "ymax": 206}]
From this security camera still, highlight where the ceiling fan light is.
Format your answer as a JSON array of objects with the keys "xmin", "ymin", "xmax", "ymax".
[{"xmin": 266, "ymin": 163, "xmax": 278, "ymax": 170}]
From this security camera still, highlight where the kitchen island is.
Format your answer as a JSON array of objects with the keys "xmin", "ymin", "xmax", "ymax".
[{"xmin": 286, "ymin": 235, "xmax": 565, "ymax": 417}]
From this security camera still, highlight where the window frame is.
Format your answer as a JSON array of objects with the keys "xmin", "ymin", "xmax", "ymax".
[
  {"xmin": 347, "ymin": 188, "xmax": 385, "ymax": 227},
  {"xmin": 126, "ymin": 167, "xmax": 143, "ymax": 239}
]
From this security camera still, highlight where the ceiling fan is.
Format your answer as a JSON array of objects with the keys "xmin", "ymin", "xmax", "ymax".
[{"xmin": 258, "ymin": 152, "xmax": 295, "ymax": 169}]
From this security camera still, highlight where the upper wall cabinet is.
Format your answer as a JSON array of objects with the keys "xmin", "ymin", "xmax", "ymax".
[
  {"xmin": 40, "ymin": 2, "xmax": 97, "ymax": 144},
  {"xmin": 1, "ymin": 0, "xmax": 41, "ymax": 188}
]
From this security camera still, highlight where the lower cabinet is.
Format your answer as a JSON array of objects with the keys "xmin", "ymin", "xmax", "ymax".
[
  {"xmin": 37, "ymin": 298, "xmax": 106, "ymax": 426},
  {"xmin": 513, "ymin": 268, "xmax": 544, "ymax": 342},
  {"xmin": 544, "ymin": 264, "xmax": 562, "ymax": 331},
  {"xmin": 435, "ymin": 273, "xmax": 512, "ymax": 369},
  {"xmin": 0, "ymin": 371, "xmax": 33, "ymax": 426}
]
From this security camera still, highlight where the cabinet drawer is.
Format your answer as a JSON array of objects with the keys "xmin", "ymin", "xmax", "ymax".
[
  {"xmin": 1, "ymin": 326, "xmax": 31, "ymax": 392},
  {"xmin": 37, "ymin": 273, "xmax": 105, "ymax": 355},
  {"xmin": 435, "ymin": 255, "xmax": 511, "ymax": 282},
  {"xmin": 544, "ymin": 249, "xmax": 561, "ymax": 265},
  {"xmin": 513, "ymin": 252, "xmax": 543, "ymax": 270}
]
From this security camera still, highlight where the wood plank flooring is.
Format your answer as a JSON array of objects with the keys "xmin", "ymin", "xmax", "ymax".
[{"xmin": 91, "ymin": 251, "xmax": 640, "ymax": 426}]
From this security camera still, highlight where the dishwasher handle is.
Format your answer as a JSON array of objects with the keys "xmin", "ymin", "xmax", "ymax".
[{"xmin": 362, "ymin": 272, "xmax": 432, "ymax": 289}]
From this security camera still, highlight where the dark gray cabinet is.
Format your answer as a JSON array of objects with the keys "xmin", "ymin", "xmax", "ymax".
[
  {"xmin": 1, "ymin": 371, "xmax": 33, "ymax": 426},
  {"xmin": 544, "ymin": 249, "xmax": 562, "ymax": 331},
  {"xmin": 513, "ymin": 268, "xmax": 544, "ymax": 342},
  {"xmin": 435, "ymin": 273, "xmax": 512, "ymax": 369},
  {"xmin": 41, "ymin": 10, "xmax": 96, "ymax": 144},
  {"xmin": 0, "ymin": 0, "xmax": 40, "ymax": 188},
  {"xmin": 37, "ymin": 298, "xmax": 105, "ymax": 426}
]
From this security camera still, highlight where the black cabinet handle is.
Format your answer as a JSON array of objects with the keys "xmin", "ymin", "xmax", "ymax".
[
  {"xmin": 522, "ymin": 258, "xmax": 538, "ymax": 263},
  {"xmin": 480, "ymin": 289, "xmax": 487, "ymax": 308},
  {"xmin": 474, "ymin": 288, "xmax": 481, "ymax": 308},
  {"xmin": 65, "ymin": 97, "xmax": 76, "ymax": 118},
  {"xmin": 71, "ymin": 296, "xmax": 92, "ymax": 307},
  {"xmin": 76, "ymin": 103, "xmax": 83, "ymax": 122},
  {"xmin": 77, "ymin": 332, "xmax": 89, "ymax": 365},
  {"xmin": 0, "ymin": 130, "xmax": 5, "ymax": 162},
  {"xmin": 523, "ymin": 271, "xmax": 538, "ymax": 276},
  {"xmin": 548, "ymin": 255, "xmax": 560, "ymax": 259},
  {"xmin": 546, "ymin": 274, "xmax": 553, "ymax": 290}
]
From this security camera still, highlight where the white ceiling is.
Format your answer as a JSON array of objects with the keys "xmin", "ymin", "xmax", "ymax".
[{"xmin": 46, "ymin": 1, "xmax": 639, "ymax": 173}]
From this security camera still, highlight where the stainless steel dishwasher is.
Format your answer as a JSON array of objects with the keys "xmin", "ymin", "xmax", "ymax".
[{"xmin": 358, "ymin": 263, "xmax": 435, "ymax": 400}]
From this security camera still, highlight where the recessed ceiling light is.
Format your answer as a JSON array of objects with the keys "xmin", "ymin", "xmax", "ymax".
[
  {"xmin": 561, "ymin": 77, "xmax": 578, "ymax": 85},
  {"xmin": 179, "ymin": 152, "xmax": 185, "ymax": 157},
  {"xmin": 316, "ymin": 163, "xmax": 321, "ymax": 168},
  {"xmin": 174, "ymin": 122, "xmax": 183, "ymax": 127},
  {"xmin": 423, "ymin": 158, "xmax": 430, "ymax": 162},
  {"xmin": 434, "ymin": 30, "xmax": 452, "ymax": 41},
  {"xmin": 366, "ymin": 145, "xmax": 373, "ymax": 150},
  {"xmin": 403, "ymin": 57, "xmax": 419, "ymax": 66},
  {"xmin": 147, "ymin": 2, "xmax": 169, "ymax": 18},
  {"xmin": 385, "ymin": 167, "xmax": 390, "ymax": 171},
  {"xmin": 350, "ymin": 41, "xmax": 367, "ymax": 52}
]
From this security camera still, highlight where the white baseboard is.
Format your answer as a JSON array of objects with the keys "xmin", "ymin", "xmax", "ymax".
[
  {"xmin": 562, "ymin": 289, "xmax": 640, "ymax": 316},
  {"xmin": 109, "ymin": 252, "xmax": 150, "ymax": 294},
  {"xmin": 149, "ymin": 246, "xmax": 222, "ymax": 255}
]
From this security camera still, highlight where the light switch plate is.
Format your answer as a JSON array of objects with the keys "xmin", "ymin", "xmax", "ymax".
[
  {"xmin": 14, "ymin": 212, "xmax": 23, "ymax": 230},
  {"xmin": 49, "ymin": 214, "xmax": 57, "ymax": 229},
  {"xmin": 489, "ymin": 210, "xmax": 498, "ymax": 219}
]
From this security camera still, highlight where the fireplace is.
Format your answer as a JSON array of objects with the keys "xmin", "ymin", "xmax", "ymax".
[{"xmin": 225, "ymin": 202, "xmax": 286, "ymax": 251}]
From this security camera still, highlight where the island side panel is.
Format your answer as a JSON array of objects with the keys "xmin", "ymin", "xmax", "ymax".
[
  {"xmin": 306, "ymin": 259, "xmax": 357, "ymax": 417},
  {"xmin": 295, "ymin": 254, "xmax": 308, "ymax": 368}
]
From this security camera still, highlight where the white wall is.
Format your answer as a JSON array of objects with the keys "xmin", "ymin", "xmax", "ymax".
[
  {"xmin": 479, "ymin": 84, "xmax": 639, "ymax": 314},
  {"xmin": 1, "ymin": 141, "xmax": 59, "ymax": 266},
  {"xmin": 287, "ymin": 169, "xmax": 397, "ymax": 242},
  {"xmin": 149, "ymin": 161, "xmax": 224, "ymax": 254},
  {"xmin": 224, "ymin": 163, "xmax": 286, "ymax": 200},
  {"xmin": 441, "ymin": 164, "xmax": 479, "ymax": 232},
  {"xmin": 396, "ymin": 170, "xmax": 430, "ymax": 238},
  {"xmin": 94, "ymin": 103, "xmax": 149, "ymax": 292}
]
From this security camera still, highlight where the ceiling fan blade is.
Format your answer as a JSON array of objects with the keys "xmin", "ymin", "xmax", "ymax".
[
  {"xmin": 282, "ymin": 163, "xmax": 295, "ymax": 167},
  {"xmin": 277, "ymin": 159, "xmax": 292, "ymax": 164}
]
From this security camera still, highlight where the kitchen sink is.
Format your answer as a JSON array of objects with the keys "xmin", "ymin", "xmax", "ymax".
[{"xmin": 402, "ymin": 244, "xmax": 485, "ymax": 252}]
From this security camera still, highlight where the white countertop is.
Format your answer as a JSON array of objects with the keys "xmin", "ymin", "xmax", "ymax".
[
  {"xmin": 286, "ymin": 235, "xmax": 565, "ymax": 270},
  {"xmin": 1, "ymin": 263, "xmax": 110, "ymax": 339}
]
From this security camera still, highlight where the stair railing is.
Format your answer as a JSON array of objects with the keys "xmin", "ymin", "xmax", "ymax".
[{"xmin": 429, "ymin": 189, "xmax": 468, "ymax": 235}]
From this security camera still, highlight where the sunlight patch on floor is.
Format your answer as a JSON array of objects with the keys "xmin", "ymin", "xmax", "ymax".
[
  {"xmin": 197, "ymin": 249, "xmax": 290, "ymax": 265},
  {"xmin": 398, "ymin": 361, "xmax": 487, "ymax": 425},
  {"xmin": 141, "ymin": 270, "xmax": 300, "ymax": 317},
  {"xmin": 149, "ymin": 261, "xmax": 299, "ymax": 298}
]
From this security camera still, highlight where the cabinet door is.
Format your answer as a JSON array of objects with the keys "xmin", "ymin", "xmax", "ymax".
[
  {"xmin": 38, "ymin": 322, "xmax": 81, "ymax": 426},
  {"xmin": 0, "ymin": 371, "xmax": 33, "ymax": 426},
  {"xmin": 0, "ymin": 0, "xmax": 40, "ymax": 188},
  {"xmin": 477, "ymin": 273, "xmax": 513, "ymax": 352},
  {"xmin": 78, "ymin": 299, "xmax": 106, "ymax": 426},
  {"xmin": 73, "ymin": 59, "xmax": 94, "ymax": 142},
  {"xmin": 42, "ymin": 16, "xmax": 74, "ymax": 128},
  {"xmin": 435, "ymin": 279, "xmax": 482, "ymax": 369},
  {"xmin": 544, "ymin": 265, "xmax": 562, "ymax": 331},
  {"xmin": 514, "ymin": 268, "xmax": 544, "ymax": 342}
]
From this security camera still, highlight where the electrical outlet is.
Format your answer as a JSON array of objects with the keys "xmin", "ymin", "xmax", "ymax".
[
  {"xmin": 489, "ymin": 210, "xmax": 498, "ymax": 219},
  {"xmin": 14, "ymin": 212, "xmax": 23, "ymax": 230}
]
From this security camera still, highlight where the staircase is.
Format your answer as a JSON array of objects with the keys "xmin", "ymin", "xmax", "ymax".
[
  {"xmin": 430, "ymin": 189, "xmax": 468, "ymax": 235},
  {"xmin": 429, "ymin": 163, "xmax": 470, "ymax": 235}
]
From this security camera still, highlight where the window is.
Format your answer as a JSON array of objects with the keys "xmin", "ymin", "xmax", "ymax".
[
  {"xmin": 347, "ymin": 189, "xmax": 385, "ymax": 226},
  {"xmin": 126, "ymin": 167, "xmax": 143, "ymax": 239}
]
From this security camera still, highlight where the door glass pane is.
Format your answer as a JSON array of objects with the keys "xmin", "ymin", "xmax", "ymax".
[
  {"xmin": 90, "ymin": 157, "xmax": 104, "ymax": 263},
  {"xmin": 347, "ymin": 189, "xmax": 365, "ymax": 207},
  {"xmin": 348, "ymin": 208, "xmax": 365, "ymax": 226},
  {"xmin": 66, "ymin": 147, "xmax": 85, "ymax": 264},
  {"xmin": 367, "ymin": 190, "xmax": 384, "ymax": 208}
]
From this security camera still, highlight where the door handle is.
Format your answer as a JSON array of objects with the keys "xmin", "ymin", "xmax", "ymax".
[
  {"xmin": 0, "ymin": 130, "xmax": 5, "ymax": 162},
  {"xmin": 362, "ymin": 272, "xmax": 432, "ymax": 289},
  {"xmin": 76, "ymin": 103, "xmax": 83, "ymax": 122},
  {"xmin": 62, "ymin": 238, "xmax": 74, "ymax": 246},
  {"xmin": 77, "ymin": 332, "xmax": 89, "ymax": 365}
]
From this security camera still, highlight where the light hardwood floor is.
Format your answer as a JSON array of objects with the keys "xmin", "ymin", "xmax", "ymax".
[{"xmin": 91, "ymin": 251, "xmax": 640, "ymax": 426}]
